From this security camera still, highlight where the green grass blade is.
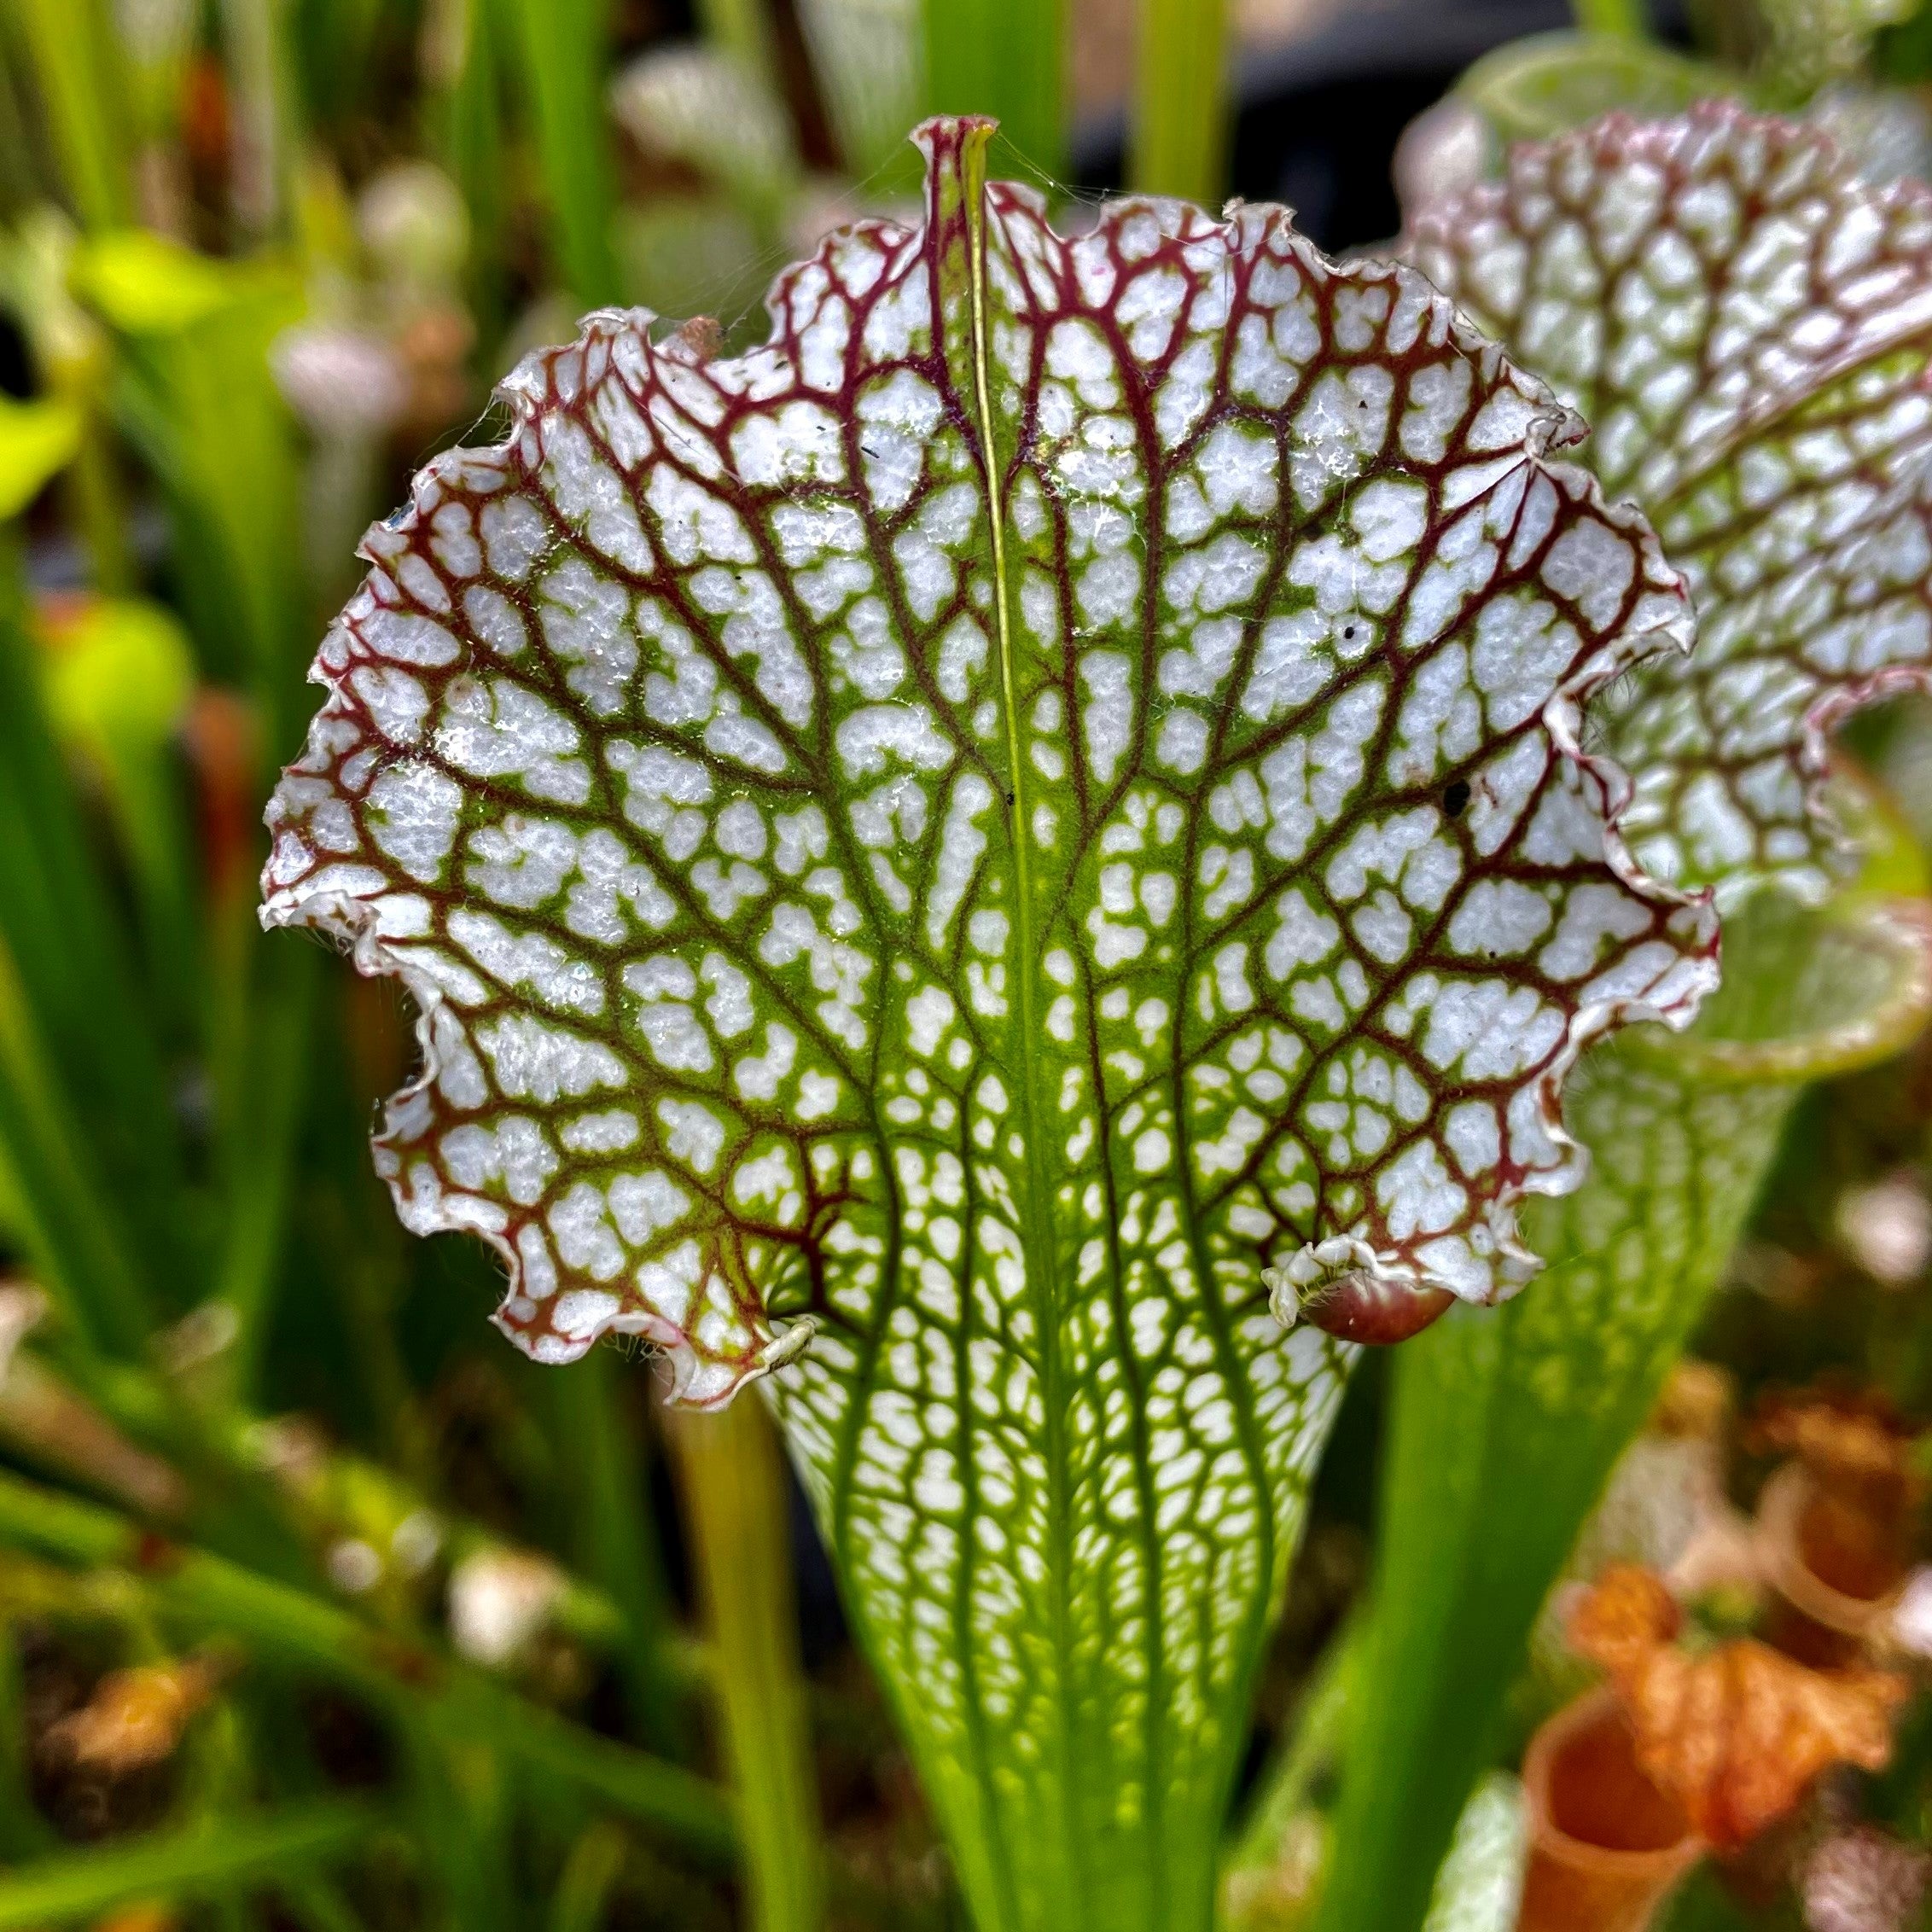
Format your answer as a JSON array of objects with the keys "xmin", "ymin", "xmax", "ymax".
[
  {"xmin": 670, "ymin": 1397, "xmax": 824, "ymax": 1932},
  {"xmin": 402, "ymin": 1717, "xmax": 517, "ymax": 1932},
  {"xmin": 428, "ymin": 0, "xmax": 510, "ymax": 339},
  {"xmin": 285, "ymin": 0, "xmax": 383, "ymax": 138},
  {"xmin": 31, "ymin": 1331, "xmax": 654, "ymax": 1656},
  {"xmin": 282, "ymin": 1874, "xmax": 367, "ymax": 1932},
  {"xmin": 0, "ymin": 1467, "xmax": 741, "ymax": 1858},
  {"xmin": 922, "ymin": 0, "xmax": 1063, "ymax": 173},
  {"xmin": 0, "ymin": 1801, "xmax": 376, "ymax": 1928},
  {"xmin": 491, "ymin": 1702, "xmax": 738, "ymax": 1859},
  {"xmin": 0, "ymin": 558, "xmax": 189, "ymax": 1330},
  {"xmin": 548, "ymin": 1822, "xmax": 628, "ymax": 1932},
  {"xmin": 69, "ymin": 242, "xmax": 317, "ymax": 1366},
  {"xmin": 0, "ymin": 589, "xmax": 154, "ymax": 1064},
  {"xmin": 216, "ymin": 938, "xmax": 318, "ymax": 1389},
  {"xmin": 93, "ymin": 739, "xmax": 200, "ymax": 1028},
  {"xmin": 544, "ymin": 1351, "xmax": 686, "ymax": 1754},
  {"xmin": 1128, "ymin": 0, "xmax": 1229, "ymax": 202},
  {"xmin": 7, "ymin": 0, "xmax": 131, "ymax": 226},
  {"xmin": 1223, "ymin": 1619, "xmax": 1359, "ymax": 1878},
  {"xmin": 0, "ymin": 46, "xmax": 38, "ymax": 214},
  {"xmin": 38, "ymin": 596, "xmax": 203, "ymax": 1033},
  {"xmin": 87, "ymin": 297, "xmax": 308, "ymax": 742},
  {"xmin": 790, "ymin": 0, "xmax": 920, "ymax": 179},
  {"xmin": 0, "ymin": 934, "xmax": 154, "ymax": 1350},
  {"xmin": 0, "ymin": 1627, "xmax": 51, "ymax": 1860},
  {"xmin": 503, "ymin": 0, "xmax": 623, "ymax": 309}
]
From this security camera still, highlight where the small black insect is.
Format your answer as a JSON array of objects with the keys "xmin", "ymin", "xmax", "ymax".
[{"xmin": 1443, "ymin": 778, "xmax": 1471, "ymax": 819}]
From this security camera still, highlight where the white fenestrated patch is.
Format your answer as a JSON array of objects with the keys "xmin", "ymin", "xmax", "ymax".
[{"xmin": 1405, "ymin": 102, "xmax": 1932, "ymax": 907}]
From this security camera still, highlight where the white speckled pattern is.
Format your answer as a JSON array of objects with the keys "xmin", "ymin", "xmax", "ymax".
[
  {"xmin": 1406, "ymin": 102, "xmax": 1932, "ymax": 905},
  {"xmin": 262, "ymin": 119, "xmax": 1720, "ymax": 1932}
]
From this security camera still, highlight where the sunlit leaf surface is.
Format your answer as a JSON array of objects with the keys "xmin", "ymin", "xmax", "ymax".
[
  {"xmin": 1404, "ymin": 103, "xmax": 1932, "ymax": 905},
  {"xmin": 262, "ymin": 119, "xmax": 1713, "ymax": 1930}
]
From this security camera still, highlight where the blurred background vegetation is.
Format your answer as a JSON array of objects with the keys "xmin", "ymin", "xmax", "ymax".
[{"xmin": 10, "ymin": 0, "xmax": 1932, "ymax": 1927}]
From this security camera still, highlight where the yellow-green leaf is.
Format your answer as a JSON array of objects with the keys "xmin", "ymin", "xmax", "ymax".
[{"xmin": 0, "ymin": 397, "xmax": 82, "ymax": 521}]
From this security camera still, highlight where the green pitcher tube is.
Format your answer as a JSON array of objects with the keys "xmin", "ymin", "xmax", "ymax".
[{"xmin": 1317, "ymin": 888, "xmax": 1932, "ymax": 1932}]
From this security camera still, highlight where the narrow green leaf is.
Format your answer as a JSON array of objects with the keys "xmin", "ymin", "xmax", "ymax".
[
  {"xmin": 214, "ymin": 938, "xmax": 319, "ymax": 1387},
  {"xmin": 428, "ymin": 0, "xmax": 511, "ymax": 335},
  {"xmin": 62, "ymin": 240, "xmax": 315, "ymax": 1359},
  {"xmin": 73, "ymin": 235, "xmax": 307, "ymax": 736},
  {"xmin": 544, "ymin": 1348, "xmax": 686, "ymax": 1751},
  {"xmin": 501, "ymin": 1691, "xmax": 739, "ymax": 1857},
  {"xmin": 0, "ymin": 1464, "xmax": 742, "ymax": 1858},
  {"xmin": 0, "ymin": 1801, "xmax": 375, "ymax": 1929},
  {"xmin": 0, "ymin": 1626, "xmax": 50, "ymax": 1860},
  {"xmin": 0, "ymin": 562, "xmax": 192, "ymax": 1324},
  {"xmin": 218, "ymin": 0, "xmax": 304, "ymax": 240},
  {"xmin": 403, "ymin": 1712, "xmax": 518, "ymax": 1932},
  {"xmin": 0, "ymin": 590, "xmax": 176, "ymax": 1108},
  {"xmin": 1129, "ymin": 0, "xmax": 1230, "ymax": 205},
  {"xmin": 922, "ymin": 0, "xmax": 1063, "ymax": 175},
  {"xmin": 38, "ymin": 593, "xmax": 201, "ymax": 1027},
  {"xmin": 0, "ymin": 929, "xmax": 155, "ymax": 1350},
  {"xmin": 7, "ymin": 0, "xmax": 131, "ymax": 227},
  {"xmin": 548, "ymin": 1821, "xmax": 629, "ymax": 1932},
  {"xmin": 282, "ymin": 1873, "xmax": 367, "ymax": 1932},
  {"xmin": 669, "ymin": 1396, "xmax": 824, "ymax": 1932},
  {"xmin": 503, "ymin": 0, "xmax": 624, "ymax": 310},
  {"xmin": 794, "ymin": 0, "xmax": 922, "ymax": 180},
  {"xmin": 0, "ymin": 51, "xmax": 32, "ymax": 212},
  {"xmin": 1224, "ymin": 1616, "xmax": 1359, "ymax": 1877}
]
